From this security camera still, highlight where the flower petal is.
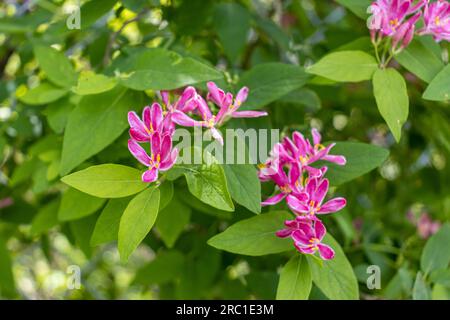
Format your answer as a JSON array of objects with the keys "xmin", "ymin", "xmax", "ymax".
[
  {"xmin": 128, "ymin": 111, "xmax": 146, "ymax": 132},
  {"xmin": 171, "ymin": 110, "xmax": 202, "ymax": 127},
  {"xmin": 318, "ymin": 197, "xmax": 347, "ymax": 214},
  {"xmin": 151, "ymin": 132, "xmax": 161, "ymax": 157},
  {"xmin": 294, "ymin": 243, "xmax": 316, "ymax": 255},
  {"xmin": 276, "ymin": 228, "xmax": 293, "ymax": 238},
  {"xmin": 160, "ymin": 133, "xmax": 172, "ymax": 161},
  {"xmin": 314, "ymin": 220, "xmax": 326, "ymax": 240},
  {"xmin": 322, "ymin": 154, "xmax": 347, "ymax": 165},
  {"xmin": 150, "ymin": 103, "xmax": 163, "ymax": 131},
  {"xmin": 210, "ymin": 127, "xmax": 224, "ymax": 145},
  {"xmin": 142, "ymin": 167, "xmax": 158, "ymax": 183},
  {"xmin": 286, "ymin": 194, "xmax": 309, "ymax": 213},
  {"xmin": 312, "ymin": 128, "xmax": 321, "ymax": 146},
  {"xmin": 292, "ymin": 230, "xmax": 311, "ymax": 246},
  {"xmin": 129, "ymin": 128, "xmax": 150, "ymax": 142},
  {"xmin": 314, "ymin": 178, "xmax": 329, "ymax": 205},
  {"xmin": 128, "ymin": 139, "xmax": 151, "ymax": 166},
  {"xmin": 235, "ymin": 86, "xmax": 249, "ymax": 106},
  {"xmin": 231, "ymin": 110, "xmax": 268, "ymax": 118},
  {"xmin": 160, "ymin": 148, "xmax": 178, "ymax": 171},
  {"xmin": 261, "ymin": 193, "xmax": 286, "ymax": 206},
  {"xmin": 318, "ymin": 244, "xmax": 335, "ymax": 260}
]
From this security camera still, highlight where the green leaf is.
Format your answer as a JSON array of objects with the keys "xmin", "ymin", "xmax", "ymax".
[
  {"xmin": 396, "ymin": 38, "xmax": 445, "ymax": 83},
  {"xmin": 30, "ymin": 199, "xmax": 60, "ymax": 236},
  {"xmin": 307, "ymin": 51, "xmax": 377, "ymax": 82},
  {"xmin": 432, "ymin": 284, "xmax": 449, "ymax": 300},
  {"xmin": 183, "ymin": 162, "xmax": 234, "ymax": 212},
  {"xmin": 58, "ymin": 188, "xmax": 106, "ymax": 221},
  {"xmin": 19, "ymin": 82, "xmax": 68, "ymax": 105},
  {"xmin": 223, "ymin": 164, "xmax": 261, "ymax": 214},
  {"xmin": 159, "ymin": 181, "xmax": 174, "ymax": 211},
  {"xmin": 60, "ymin": 86, "xmax": 142, "ymax": 175},
  {"xmin": 33, "ymin": 45, "xmax": 77, "ymax": 88},
  {"xmin": 61, "ymin": 164, "xmax": 148, "ymax": 198},
  {"xmin": 208, "ymin": 211, "xmax": 293, "ymax": 256},
  {"xmin": 118, "ymin": 187, "xmax": 160, "ymax": 263},
  {"xmin": 372, "ymin": 68, "xmax": 409, "ymax": 142},
  {"xmin": 308, "ymin": 234, "xmax": 359, "ymax": 300},
  {"xmin": 0, "ymin": 19, "xmax": 33, "ymax": 33},
  {"xmin": 276, "ymin": 255, "xmax": 312, "ymax": 300},
  {"xmin": 336, "ymin": 0, "xmax": 371, "ymax": 19},
  {"xmin": 134, "ymin": 250, "xmax": 185, "ymax": 285},
  {"xmin": 0, "ymin": 237, "xmax": 16, "ymax": 297},
  {"xmin": 69, "ymin": 214, "xmax": 98, "ymax": 257},
  {"xmin": 320, "ymin": 142, "xmax": 389, "ymax": 186},
  {"xmin": 80, "ymin": 0, "xmax": 117, "ymax": 29},
  {"xmin": 413, "ymin": 272, "xmax": 431, "ymax": 300},
  {"xmin": 423, "ymin": 64, "xmax": 450, "ymax": 102},
  {"xmin": 72, "ymin": 71, "xmax": 118, "ymax": 95},
  {"xmin": 43, "ymin": 97, "xmax": 75, "ymax": 134},
  {"xmin": 213, "ymin": 3, "xmax": 250, "ymax": 62},
  {"xmin": 118, "ymin": 48, "xmax": 223, "ymax": 90},
  {"xmin": 90, "ymin": 197, "xmax": 130, "ymax": 246},
  {"xmin": 155, "ymin": 196, "xmax": 191, "ymax": 248},
  {"xmin": 421, "ymin": 223, "xmax": 450, "ymax": 274},
  {"xmin": 429, "ymin": 269, "xmax": 450, "ymax": 287},
  {"xmin": 239, "ymin": 63, "xmax": 310, "ymax": 110}
]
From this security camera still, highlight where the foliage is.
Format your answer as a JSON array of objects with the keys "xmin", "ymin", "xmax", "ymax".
[{"xmin": 0, "ymin": 0, "xmax": 449, "ymax": 300}]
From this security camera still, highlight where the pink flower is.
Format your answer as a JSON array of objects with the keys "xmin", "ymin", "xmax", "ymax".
[
  {"xmin": 368, "ymin": 0, "xmax": 426, "ymax": 36},
  {"xmin": 261, "ymin": 163, "xmax": 308, "ymax": 206},
  {"xmin": 286, "ymin": 176, "xmax": 346, "ymax": 219},
  {"xmin": 207, "ymin": 82, "xmax": 268, "ymax": 126},
  {"xmin": 128, "ymin": 132, "xmax": 178, "ymax": 183},
  {"xmin": 258, "ymin": 143, "xmax": 289, "ymax": 181},
  {"xmin": 277, "ymin": 218, "xmax": 335, "ymax": 260},
  {"xmin": 418, "ymin": 0, "xmax": 450, "ymax": 42},
  {"xmin": 282, "ymin": 129, "xmax": 346, "ymax": 177},
  {"xmin": 160, "ymin": 87, "xmax": 203, "ymax": 131},
  {"xmin": 392, "ymin": 11, "xmax": 422, "ymax": 50},
  {"xmin": 128, "ymin": 103, "xmax": 164, "ymax": 142}
]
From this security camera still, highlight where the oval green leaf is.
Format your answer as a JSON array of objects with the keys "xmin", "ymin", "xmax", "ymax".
[
  {"xmin": 423, "ymin": 64, "xmax": 450, "ymax": 102},
  {"xmin": 208, "ymin": 211, "xmax": 293, "ymax": 256},
  {"xmin": 307, "ymin": 50, "xmax": 377, "ymax": 82},
  {"xmin": 61, "ymin": 164, "xmax": 148, "ymax": 198},
  {"xmin": 276, "ymin": 255, "xmax": 312, "ymax": 300},
  {"xmin": 308, "ymin": 234, "xmax": 359, "ymax": 300},
  {"xmin": 118, "ymin": 187, "xmax": 160, "ymax": 263},
  {"xmin": 372, "ymin": 68, "xmax": 409, "ymax": 142}
]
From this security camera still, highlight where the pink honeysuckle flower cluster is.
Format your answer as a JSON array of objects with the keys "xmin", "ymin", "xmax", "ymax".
[
  {"xmin": 419, "ymin": 0, "xmax": 450, "ymax": 41},
  {"xmin": 127, "ymin": 82, "xmax": 268, "ymax": 183},
  {"xmin": 367, "ymin": 0, "xmax": 449, "ymax": 52},
  {"xmin": 260, "ymin": 129, "xmax": 347, "ymax": 260}
]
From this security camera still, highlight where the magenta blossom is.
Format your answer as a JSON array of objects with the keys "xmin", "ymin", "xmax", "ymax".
[
  {"xmin": 128, "ymin": 132, "xmax": 178, "ymax": 183},
  {"xmin": 418, "ymin": 0, "xmax": 450, "ymax": 42},
  {"xmin": 160, "ymin": 87, "xmax": 203, "ymax": 131},
  {"xmin": 392, "ymin": 11, "xmax": 422, "ymax": 50},
  {"xmin": 258, "ymin": 143, "xmax": 289, "ymax": 181},
  {"xmin": 128, "ymin": 103, "xmax": 164, "ymax": 142},
  {"xmin": 261, "ymin": 163, "xmax": 308, "ymax": 206},
  {"xmin": 207, "ymin": 82, "xmax": 268, "ymax": 126},
  {"xmin": 277, "ymin": 218, "xmax": 335, "ymax": 260},
  {"xmin": 368, "ymin": 0, "xmax": 426, "ymax": 36},
  {"xmin": 282, "ymin": 129, "xmax": 346, "ymax": 177},
  {"xmin": 286, "ymin": 176, "xmax": 346, "ymax": 219}
]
